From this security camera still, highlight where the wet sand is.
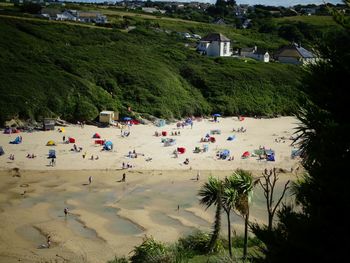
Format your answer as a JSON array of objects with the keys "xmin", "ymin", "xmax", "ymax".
[{"xmin": 0, "ymin": 169, "xmax": 295, "ymax": 263}]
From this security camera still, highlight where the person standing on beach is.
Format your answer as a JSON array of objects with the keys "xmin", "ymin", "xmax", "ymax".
[
  {"xmin": 63, "ymin": 135, "xmax": 65, "ymax": 143},
  {"xmin": 47, "ymin": 235, "xmax": 51, "ymax": 248},
  {"xmin": 197, "ymin": 171, "xmax": 200, "ymax": 181},
  {"xmin": 88, "ymin": 176, "xmax": 93, "ymax": 185},
  {"xmin": 64, "ymin": 207, "xmax": 69, "ymax": 217},
  {"xmin": 121, "ymin": 173, "xmax": 126, "ymax": 182}
]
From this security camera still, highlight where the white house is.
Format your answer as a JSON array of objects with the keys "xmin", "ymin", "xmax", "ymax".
[
  {"xmin": 56, "ymin": 10, "xmax": 77, "ymax": 21},
  {"xmin": 240, "ymin": 46, "xmax": 270, "ymax": 62},
  {"xmin": 197, "ymin": 33, "xmax": 232, "ymax": 57},
  {"xmin": 276, "ymin": 43, "xmax": 317, "ymax": 65}
]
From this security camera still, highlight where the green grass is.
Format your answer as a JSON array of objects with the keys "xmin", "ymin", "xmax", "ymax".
[
  {"xmin": 274, "ymin": 15, "xmax": 337, "ymax": 27},
  {"xmin": 0, "ymin": 15, "xmax": 305, "ymax": 123}
]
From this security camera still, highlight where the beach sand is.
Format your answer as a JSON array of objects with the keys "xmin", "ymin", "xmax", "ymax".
[{"xmin": 0, "ymin": 117, "xmax": 301, "ymax": 262}]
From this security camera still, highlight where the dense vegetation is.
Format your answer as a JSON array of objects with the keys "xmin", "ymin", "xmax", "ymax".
[
  {"xmin": 250, "ymin": 2, "xmax": 350, "ymax": 262},
  {"xmin": 0, "ymin": 15, "xmax": 304, "ymax": 123}
]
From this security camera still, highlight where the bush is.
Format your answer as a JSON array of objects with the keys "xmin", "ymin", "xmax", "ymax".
[
  {"xmin": 178, "ymin": 230, "xmax": 224, "ymax": 254},
  {"xmin": 130, "ymin": 236, "xmax": 167, "ymax": 263}
]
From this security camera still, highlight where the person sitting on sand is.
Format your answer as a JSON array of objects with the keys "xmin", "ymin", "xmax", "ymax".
[
  {"xmin": 31, "ymin": 153, "xmax": 36, "ymax": 159},
  {"xmin": 95, "ymin": 155, "xmax": 99, "ymax": 160},
  {"xmin": 27, "ymin": 153, "xmax": 31, "ymax": 158},
  {"xmin": 184, "ymin": 158, "xmax": 189, "ymax": 165},
  {"xmin": 90, "ymin": 155, "xmax": 94, "ymax": 160}
]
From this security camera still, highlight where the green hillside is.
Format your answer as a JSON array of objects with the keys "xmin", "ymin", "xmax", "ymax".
[{"xmin": 0, "ymin": 16, "xmax": 304, "ymax": 123}]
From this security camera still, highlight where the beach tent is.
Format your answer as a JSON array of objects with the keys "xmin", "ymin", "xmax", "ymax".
[
  {"xmin": 155, "ymin": 119, "xmax": 166, "ymax": 127},
  {"xmin": 95, "ymin": 139, "xmax": 105, "ymax": 145},
  {"xmin": 164, "ymin": 138, "xmax": 176, "ymax": 147},
  {"xmin": 93, "ymin": 133, "xmax": 101, "ymax": 139},
  {"xmin": 69, "ymin": 137, "xmax": 76, "ymax": 143},
  {"xmin": 219, "ymin": 149, "xmax": 230, "ymax": 159},
  {"xmin": 267, "ymin": 153, "xmax": 275, "ymax": 161},
  {"xmin": 227, "ymin": 135, "xmax": 236, "ymax": 141},
  {"xmin": 103, "ymin": 141, "xmax": 113, "ymax": 151},
  {"xmin": 46, "ymin": 140, "xmax": 56, "ymax": 146},
  {"xmin": 0, "ymin": 146, "xmax": 4, "ymax": 156},
  {"xmin": 242, "ymin": 151, "xmax": 250, "ymax": 158},
  {"xmin": 177, "ymin": 147, "xmax": 186, "ymax": 154},
  {"xmin": 48, "ymin": 149, "xmax": 56, "ymax": 158},
  {"xmin": 210, "ymin": 129, "xmax": 221, "ymax": 135},
  {"xmin": 4, "ymin": 128, "xmax": 11, "ymax": 134},
  {"xmin": 10, "ymin": 136, "xmax": 21, "ymax": 144}
]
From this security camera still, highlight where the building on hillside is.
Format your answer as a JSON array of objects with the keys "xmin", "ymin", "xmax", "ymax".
[
  {"xmin": 56, "ymin": 10, "xmax": 77, "ymax": 21},
  {"xmin": 197, "ymin": 33, "xmax": 232, "ymax": 57},
  {"xmin": 41, "ymin": 8, "xmax": 62, "ymax": 20},
  {"xmin": 77, "ymin": 12, "xmax": 108, "ymax": 24},
  {"xmin": 141, "ymin": 7, "xmax": 166, "ymax": 14},
  {"xmin": 240, "ymin": 46, "xmax": 270, "ymax": 62},
  {"xmin": 275, "ymin": 43, "xmax": 317, "ymax": 65}
]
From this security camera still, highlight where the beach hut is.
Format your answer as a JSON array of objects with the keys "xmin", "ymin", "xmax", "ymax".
[
  {"xmin": 103, "ymin": 141, "xmax": 113, "ymax": 151},
  {"xmin": 99, "ymin": 111, "xmax": 118, "ymax": 124},
  {"xmin": 93, "ymin": 133, "xmax": 101, "ymax": 139},
  {"xmin": 0, "ymin": 146, "xmax": 4, "ymax": 156},
  {"xmin": 46, "ymin": 140, "xmax": 56, "ymax": 146},
  {"xmin": 43, "ymin": 118, "xmax": 55, "ymax": 131}
]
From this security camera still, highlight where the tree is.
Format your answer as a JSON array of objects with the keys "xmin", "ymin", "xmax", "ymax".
[
  {"xmin": 198, "ymin": 176, "xmax": 223, "ymax": 253},
  {"xmin": 258, "ymin": 168, "xmax": 290, "ymax": 232},
  {"xmin": 228, "ymin": 169, "xmax": 255, "ymax": 261},
  {"xmin": 251, "ymin": 1, "xmax": 350, "ymax": 262},
  {"xmin": 222, "ymin": 177, "xmax": 238, "ymax": 258}
]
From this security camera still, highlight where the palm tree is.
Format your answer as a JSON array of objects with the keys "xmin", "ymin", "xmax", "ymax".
[
  {"xmin": 198, "ymin": 176, "xmax": 223, "ymax": 252},
  {"xmin": 230, "ymin": 169, "xmax": 254, "ymax": 261},
  {"xmin": 222, "ymin": 178, "xmax": 238, "ymax": 258}
]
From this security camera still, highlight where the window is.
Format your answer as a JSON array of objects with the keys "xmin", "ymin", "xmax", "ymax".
[{"xmin": 223, "ymin": 42, "xmax": 227, "ymax": 54}]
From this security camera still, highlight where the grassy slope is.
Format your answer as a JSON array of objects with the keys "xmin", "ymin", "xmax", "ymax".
[
  {"xmin": 0, "ymin": 16, "xmax": 304, "ymax": 122},
  {"xmin": 274, "ymin": 15, "xmax": 337, "ymax": 27}
]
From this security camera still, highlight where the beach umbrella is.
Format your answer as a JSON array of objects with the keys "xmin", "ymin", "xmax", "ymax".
[
  {"xmin": 212, "ymin": 113, "xmax": 221, "ymax": 117},
  {"xmin": 123, "ymin": 117, "xmax": 132, "ymax": 121}
]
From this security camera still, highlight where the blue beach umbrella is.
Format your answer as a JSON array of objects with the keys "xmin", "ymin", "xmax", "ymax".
[
  {"xmin": 123, "ymin": 117, "xmax": 132, "ymax": 121},
  {"xmin": 212, "ymin": 113, "xmax": 221, "ymax": 117}
]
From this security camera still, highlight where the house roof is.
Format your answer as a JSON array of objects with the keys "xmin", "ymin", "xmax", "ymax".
[
  {"xmin": 78, "ymin": 12, "xmax": 100, "ymax": 18},
  {"xmin": 278, "ymin": 43, "xmax": 315, "ymax": 59},
  {"xmin": 201, "ymin": 33, "xmax": 230, "ymax": 42}
]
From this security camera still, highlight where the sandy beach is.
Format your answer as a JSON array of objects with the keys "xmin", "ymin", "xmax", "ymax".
[{"xmin": 0, "ymin": 117, "xmax": 301, "ymax": 262}]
